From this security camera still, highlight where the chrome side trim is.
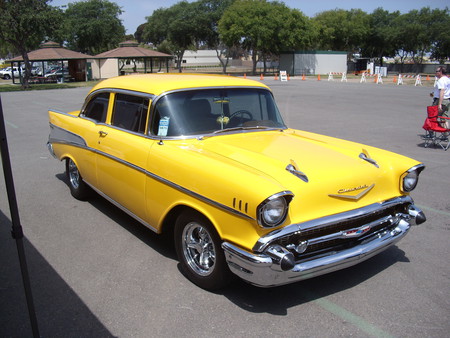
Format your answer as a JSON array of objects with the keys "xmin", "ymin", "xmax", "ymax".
[
  {"xmin": 90, "ymin": 148, "xmax": 253, "ymax": 220},
  {"xmin": 144, "ymin": 170, "xmax": 255, "ymax": 221},
  {"xmin": 253, "ymin": 195, "xmax": 414, "ymax": 252},
  {"xmin": 48, "ymin": 126, "xmax": 254, "ymax": 221}
]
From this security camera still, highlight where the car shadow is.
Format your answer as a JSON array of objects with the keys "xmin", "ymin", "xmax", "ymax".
[
  {"xmin": 55, "ymin": 173, "xmax": 177, "ymax": 261},
  {"xmin": 220, "ymin": 246, "xmax": 409, "ymax": 315}
]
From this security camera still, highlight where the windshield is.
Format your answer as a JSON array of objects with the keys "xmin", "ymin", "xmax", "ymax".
[{"xmin": 150, "ymin": 88, "xmax": 286, "ymax": 137}]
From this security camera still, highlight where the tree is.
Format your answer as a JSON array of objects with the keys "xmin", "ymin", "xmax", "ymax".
[
  {"xmin": 0, "ymin": 0, "xmax": 61, "ymax": 88},
  {"xmin": 360, "ymin": 8, "xmax": 400, "ymax": 65},
  {"xmin": 313, "ymin": 9, "xmax": 370, "ymax": 53},
  {"xmin": 62, "ymin": 0, "xmax": 125, "ymax": 55},
  {"xmin": 387, "ymin": 7, "xmax": 450, "ymax": 68},
  {"xmin": 427, "ymin": 8, "xmax": 450, "ymax": 62},
  {"xmin": 143, "ymin": 1, "xmax": 199, "ymax": 72},
  {"xmin": 395, "ymin": 9, "xmax": 433, "ymax": 65},
  {"xmin": 219, "ymin": 0, "xmax": 313, "ymax": 74},
  {"xmin": 134, "ymin": 23, "xmax": 147, "ymax": 43},
  {"xmin": 191, "ymin": 0, "xmax": 235, "ymax": 73},
  {"xmin": 269, "ymin": 7, "xmax": 314, "ymax": 54}
]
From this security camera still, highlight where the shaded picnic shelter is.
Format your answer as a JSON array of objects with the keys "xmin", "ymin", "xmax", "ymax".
[
  {"xmin": 92, "ymin": 41, "xmax": 173, "ymax": 78},
  {"xmin": 9, "ymin": 41, "xmax": 92, "ymax": 84}
]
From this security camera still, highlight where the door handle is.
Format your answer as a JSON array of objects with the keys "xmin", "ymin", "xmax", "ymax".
[{"xmin": 99, "ymin": 130, "xmax": 108, "ymax": 137}]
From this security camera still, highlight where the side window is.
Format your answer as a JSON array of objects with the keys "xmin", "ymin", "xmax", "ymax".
[
  {"xmin": 83, "ymin": 92, "xmax": 109, "ymax": 123},
  {"xmin": 112, "ymin": 93, "xmax": 149, "ymax": 133}
]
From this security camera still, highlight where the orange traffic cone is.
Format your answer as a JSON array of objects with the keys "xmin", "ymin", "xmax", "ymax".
[
  {"xmin": 275, "ymin": 74, "xmax": 278, "ymax": 80},
  {"xmin": 260, "ymin": 74, "xmax": 264, "ymax": 80},
  {"xmin": 318, "ymin": 74, "xmax": 321, "ymax": 81},
  {"xmin": 393, "ymin": 76, "xmax": 397, "ymax": 83},
  {"xmin": 244, "ymin": 73, "xmax": 247, "ymax": 79},
  {"xmin": 302, "ymin": 74, "xmax": 305, "ymax": 81}
]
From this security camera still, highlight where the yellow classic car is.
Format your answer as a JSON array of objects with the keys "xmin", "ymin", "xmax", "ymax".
[{"xmin": 48, "ymin": 74, "xmax": 426, "ymax": 290}]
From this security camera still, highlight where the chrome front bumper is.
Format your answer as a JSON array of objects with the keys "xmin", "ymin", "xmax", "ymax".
[{"xmin": 222, "ymin": 198, "xmax": 425, "ymax": 287}]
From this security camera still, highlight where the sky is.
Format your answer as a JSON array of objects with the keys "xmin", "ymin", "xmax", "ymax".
[{"xmin": 50, "ymin": 0, "xmax": 449, "ymax": 35}]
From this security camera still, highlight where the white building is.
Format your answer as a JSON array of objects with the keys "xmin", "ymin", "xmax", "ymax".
[
  {"xmin": 280, "ymin": 51, "xmax": 347, "ymax": 76},
  {"xmin": 182, "ymin": 50, "xmax": 220, "ymax": 66}
]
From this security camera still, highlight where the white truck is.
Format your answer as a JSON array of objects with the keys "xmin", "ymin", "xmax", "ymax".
[{"xmin": 0, "ymin": 66, "xmax": 20, "ymax": 80}]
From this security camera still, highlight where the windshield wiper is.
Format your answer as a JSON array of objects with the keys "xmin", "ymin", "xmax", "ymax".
[
  {"xmin": 197, "ymin": 126, "xmax": 282, "ymax": 140},
  {"xmin": 212, "ymin": 125, "xmax": 277, "ymax": 134}
]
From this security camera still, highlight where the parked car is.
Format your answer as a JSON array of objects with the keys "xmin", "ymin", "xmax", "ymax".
[
  {"xmin": 44, "ymin": 65, "xmax": 61, "ymax": 74},
  {"xmin": 44, "ymin": 68, "xmax": 71, "ymax": 81},
  {"xmin": 0, "ymin": 66, "xmax": 20, "ymax": 79},
  {"xmin": 30, "ymin": 66, "xmax": 42, "ymax": 76},
  {"xmin": 47, "ymin": 74, "xmax": 426, "ymax": 290}
]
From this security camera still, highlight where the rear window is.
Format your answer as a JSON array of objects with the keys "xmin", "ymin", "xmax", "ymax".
[{"xmin": 82, "ymin": 92, "xmax": 109, "ymax": 123}]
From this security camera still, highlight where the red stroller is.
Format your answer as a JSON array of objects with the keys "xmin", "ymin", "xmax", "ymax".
[{"xmin": 422, "ymin": 105, "xmax": 450, "ymax": 150}]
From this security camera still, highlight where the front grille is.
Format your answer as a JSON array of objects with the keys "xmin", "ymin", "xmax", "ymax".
[{"xmin": 273, "ymin": 202, "xmax": 409, "ymax": 260}]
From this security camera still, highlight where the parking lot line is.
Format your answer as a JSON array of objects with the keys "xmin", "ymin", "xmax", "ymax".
[
  {"xmin": 314, "ymin": 297, "xmax": 395, "ymax": 338},
  {"xmin": 6, "ymin": 121, "xmax": 18, "ymax": 128},
  {"xmin": 417, "ymin": 204, "xmax": 450, "ymax": 217}
]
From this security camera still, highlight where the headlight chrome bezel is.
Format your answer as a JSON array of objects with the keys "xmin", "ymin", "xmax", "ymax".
[
  {"xmin": 257, "ymin": 191, "xmax": 294, "ymax": 228},
  {"xmin": 401, "ymin": 164, "xmax": 425, "ymax": 193}
]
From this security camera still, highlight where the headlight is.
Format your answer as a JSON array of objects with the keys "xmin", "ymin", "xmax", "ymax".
[
  {"xmin": 401, "ymin": 164, "xmax": 425, "ymax": 192},
  {"xmin": 257, "ymin": 192, "xmax": 293, "ymax": 227}
]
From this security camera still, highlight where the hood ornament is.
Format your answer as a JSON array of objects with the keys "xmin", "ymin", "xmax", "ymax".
[
  {"xmin": 359, "ymin": 149, "xmax": 379, "ymax": 168},
  {"xmin": 329, "ymin": 184, "xmax": 375, "ymax": 200},
  {"xmin": 286, "ymin": 159, "xmax": 308, "ymax": 182}
]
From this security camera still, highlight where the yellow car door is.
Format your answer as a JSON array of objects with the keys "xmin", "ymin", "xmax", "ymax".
[{"xmin": 95, "ymin": 92, "xmax": 154, "ymax": 224}]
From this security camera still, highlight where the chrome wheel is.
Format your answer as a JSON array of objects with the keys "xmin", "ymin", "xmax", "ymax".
[
  {"xmin": 182, "ymin": 221, "xmax": 216, "ymax": 276},
  {"xmin": 65, "ymin": 158, "xmax": 89, "ymax": 200},
  {"xmin": 68, "ymin": 159, "xmax": 80, "ymax": 189},
  {"xmin": 174, "ymin": 210, "xmax": 232, "ymax": 290}
]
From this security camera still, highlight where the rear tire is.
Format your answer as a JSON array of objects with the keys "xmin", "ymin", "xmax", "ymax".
[
  {"xmin": 66, "ymin": 158, "xmax": 90, "ymax": 200},
  {"xmin": 174, "ymin": 210, "xmax": 232, "ymax": 290}
]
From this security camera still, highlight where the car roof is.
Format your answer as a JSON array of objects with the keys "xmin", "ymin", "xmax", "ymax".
[{"xmin": 89, "ymin": 73, "xmax": 270, "ymax": 97}]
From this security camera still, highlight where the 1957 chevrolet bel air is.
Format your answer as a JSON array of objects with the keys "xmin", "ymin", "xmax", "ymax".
[{"xmin": 48, "ymin": 74, "xmax": 426, "ymax": 290}]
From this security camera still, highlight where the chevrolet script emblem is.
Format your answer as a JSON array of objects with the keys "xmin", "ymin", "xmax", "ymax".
[{"xmin": 328, "ymin": 184, "xmax": 375, "ymax": 200}]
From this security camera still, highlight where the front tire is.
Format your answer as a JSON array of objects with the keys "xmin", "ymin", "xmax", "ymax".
[
  {"xmin": 66, "ymin": 158, "xmax": 90, "ymax": 200},
  {"xmin": 174, "ymin": 210, "xmax": 232, "ymax": 290}
]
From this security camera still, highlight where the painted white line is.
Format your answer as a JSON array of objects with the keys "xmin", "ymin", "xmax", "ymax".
[{"xmin": 314, "ymin": 297, "xmax": 395, "ymax": 338}]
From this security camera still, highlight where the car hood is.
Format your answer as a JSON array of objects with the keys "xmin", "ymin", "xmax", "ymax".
[{"xmin": 179, "ymin": 129, "xmax": 420, "ymax": 224}]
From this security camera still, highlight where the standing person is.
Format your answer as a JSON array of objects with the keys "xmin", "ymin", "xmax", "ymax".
[{"xmin": 431, "ymin": 66, "xmax": 450, "ymax": 117}]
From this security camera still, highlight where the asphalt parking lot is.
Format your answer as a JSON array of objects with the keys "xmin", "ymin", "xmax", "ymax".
[{"xmin": 1, "ymin": 77, "xmax": 449, "ymax": 337}]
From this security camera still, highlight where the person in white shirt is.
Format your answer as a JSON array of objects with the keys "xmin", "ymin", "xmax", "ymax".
[{"xmin": 432, "ymin": 66, "xmax": 450, "ymax": 118}]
